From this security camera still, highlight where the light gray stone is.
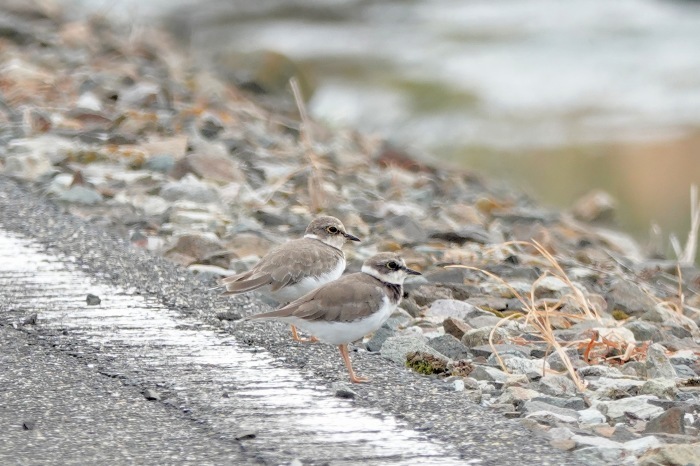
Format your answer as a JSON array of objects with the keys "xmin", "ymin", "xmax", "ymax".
[
  {"xmin": 365, "ymin": 325, "xmax": 395, "ymax": 352},
  {"xmin": 425, "ymin": 299, "xmax": 482, "ymax": 321},
  {"xmin": 503, "ymin": 373, "xmax": 529, "ymax": 388},
  {"xmin": 3, "ymin": 153, "xmax": 53, "ymax": 181},
  {"xmin": 548, "ymin": 426, "xmax": 574, "ymax": 440},
  {"xmin": 534, "ymin": 276, "xmax": 570, "ymax": 295},
  {"xmin": 578, "ymin": 407, "xmax": 606, "ymax": 425},
  {"xmin": 606, "ymin": 279, "xmax": 656, "ymax": 317},
  {"xmin": 384, "ymin": 308, "xmax": 413, "ymax": 330},
  {"xmin": 587, "ymin": 376, "xmax": 645, "ymax": 398},
  {"xmin": 532, "ymin": 396, "xmax": 586, "ymax": 411},
  {"xmin": 546, "ymin": 347, "xmax": 585, "ymax": 372},
  {"xmin": 168, "ymin": 206, "xmax": 224, "ymax": 230},
  {"xmin": 145, "ymin": 154, "xmax": 175, "ymax": 173},
  {"xmin": 522, "ymin": 401, "xmax": 579, "ymax": 420},
  {"xmin": 597, "ymin": 395, "xmax": 664, "ymax": 421},
  {"xmin": 537, "ymin": 374, "xmax": 578, "ymax": 397},
  {"xmin": 624, "ymin": 320, "xmax": 663, "ymax": 342},
  {"xmin": 463, "ymin": 377, "xmax": 480, "ymax": 390},
  {"xmin": 672, "ymin": 364, "xmax": 697, "ymax": 378},
  {"xmin": 620, "ymin": 361, "xmax": 647, "ymax": 378},
  {"xmin": 575, "ymin": 446, "xmax": 625, "ymax": 463},
  {"xmin": 427, "ymin": 334, "xmax": 472, "ymax": 360},
  {"xmin": 669, "ymin": 349, "xmax": 698, "ymax": 366},
  {"xmin": 475, "ymin": 344, "xmax": 530, "ymax": 360},
  {"xmin": 641, "ymin": 305, "xmax": 699, "ymax": 335},
  {"xmin": 380, "ymin": 214, "xmax": 428, "ymax": 244},
  {"xmin": 525, "ymin": 411, "xmax": 578, "ymax": 425},
  {"xmin": 495, "ymin": 386, "xmax": 541, "ymax": 405},
  {"xmin": 646, "ymin": 343, "xmax": 677, "ymax": 379},
  {"xmin": 161, "ymin": 175, "xmax": 220, "ymax": 203},
  {"xmin": 578, "ymin": 365, "xmax": 625, "ymax": 379},
  {"xmin": 58, "ymin": 185, "xmax": 104, "ymax": 205},
  {"xmin": 623, "ymin": 436, "xmax": 663, "ymax": 456},
  {"xmin": 461, "ymin": 327, "xmax": 506, "ymax": 348},
  {"xmin": 502, "ymin": 356, "xmax": 549, "ymax": 380},
  {"xmin": 470, "ymin": 365, "xmax": 508, "ymax": 385},
  {"xmin": 638, "ymin": 442, "xmax": 700, "ymax": 466},
  {"xmin": 467, "ymin": 314, "xmax": 502, "ymax": 328},
  {"xmin": 640, "ymin": 378, "xmax": 678, "ymax": 400},
  {"xmin": 571, "ymin": 434, "xmax": 623, "ymax": 449}
]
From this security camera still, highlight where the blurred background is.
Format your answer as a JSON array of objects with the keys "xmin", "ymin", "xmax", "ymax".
[{"xmin": 74, "ymin": 0, "xmax": 700, "ymax": 251}]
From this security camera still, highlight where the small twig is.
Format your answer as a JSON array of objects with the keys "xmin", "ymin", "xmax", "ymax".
[
  {"xmin": 290, "ymin": 77, "xmax": 325, "ymax": 211},
  {"xmin": 677, "ymin": 263, "xmax": 685, "ymax": 312},
  {"xmin": 681, "ymin": 184, "xmax": 699, "ymax": 264}
]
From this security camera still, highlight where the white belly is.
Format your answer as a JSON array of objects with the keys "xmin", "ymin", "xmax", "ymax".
[
  {"xmin": 269, "ymin": 258, "xmax": 345, "ymax": 303},
  {"xmin": 286, "ymin": 296, "xmax": 395, "ymax": 345}
]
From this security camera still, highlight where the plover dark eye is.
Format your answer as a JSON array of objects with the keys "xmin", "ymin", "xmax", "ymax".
[
  {"xmin": 387, "ymin": 261, "xmax": 399, "ymax": 270},
  {"xmin": 327, "ymin": 226, "xmax": 339, "ymax": 234}
]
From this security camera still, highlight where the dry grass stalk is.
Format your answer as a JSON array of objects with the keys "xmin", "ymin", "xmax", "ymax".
[
  {"xmin": 678, "ymin": 263, "xmax": 686, "ymax": 312},
  {"xmin": 447, "ymin": 239, "xmax": 608, "ymax": 392},
  {"xmin": 447, "ymin": 270, "xmax": 587, "ymax": 392},
  {"xmin": 670, "ymin": 184, "xmax": 699, "ymax": 265},
  {"xmin": 290, "ymin": 77, "xmax": 326, "ymax": 212}
]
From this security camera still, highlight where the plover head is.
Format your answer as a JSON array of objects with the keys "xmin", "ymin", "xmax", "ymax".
[
  {"xmin": 361, "ymin": 252, "xmax": 421, "ymax": 285},
  {"xmin": 304, "ymin": 216, "xmax": 360, "ymax": 250}
]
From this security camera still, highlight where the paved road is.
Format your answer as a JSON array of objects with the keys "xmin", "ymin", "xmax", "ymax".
[{"xmin": 0, "ymin": 177, "xmax": 594, "ymax": 465}]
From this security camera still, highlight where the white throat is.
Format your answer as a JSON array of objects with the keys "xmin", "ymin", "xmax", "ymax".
[
  {"xmin": 361, "ymin": 264, "xmax": 405, "ymax": 285},
  {"xmin": 305, "ymin": 233, "xmax": 345, "ymax": 250}
]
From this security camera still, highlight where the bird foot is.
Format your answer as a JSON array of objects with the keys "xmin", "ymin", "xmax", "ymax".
[
  {"xmin": 293, "ymin": 335, "xmax": 319, "ymax": 343},
  {"xmin": 349, "ymin": 375, "xmax": 369, "ymax": 384},
  {"xmin": 290, "ymin": 325, "xmax": 318, "ymax": 343}
]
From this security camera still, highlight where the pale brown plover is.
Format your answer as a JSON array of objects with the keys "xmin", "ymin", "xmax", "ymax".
[{"xmin": 220, "ymin": 216, "xmax": 360, "ymax": 342}]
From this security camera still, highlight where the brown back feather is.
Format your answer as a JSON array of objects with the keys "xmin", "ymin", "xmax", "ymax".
[
  {"xmin": 220, "ymin": 237, "xmax": 343, "ymax": 294},
  {"xmin": 249, "ymin": 273, "xmax": 395, "ymax": 323}
]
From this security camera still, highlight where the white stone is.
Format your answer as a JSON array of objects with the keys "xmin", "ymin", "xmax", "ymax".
[
  {"xmin": 587, "ymin": 376, "xmax": 645, "ymax": 393},
  {"xmin": 578, "ymin": 407, "xmax": 607, "ymax": 425},
  {"xmin": 576, "ymin": 446, "xmax": 626, "ymax": 463},
  {"xmin": 597, "ymin": 395, "xmax": 664, "ymax": 421},
  {"xmin": 623, "ymin": 436, "xmax": 663, "ymax": 456},
  {"xmin": 503, "ymin": 356, "xmax": 549, "ymax": 380},
  {"xmin": 76, "ymin": 91, "xmax": 102, "ymax": 111},
  {"xmin": 548, "ymin": 426, "xmax": 574, "ymax": 440},
  {"xmin": 470, "ymin": 365, "xmax": 509, "ymax": 384},
  {"xmin": 425, "ymin": 299, "xmax": 481, "ymax": 321},
  {"xmin": 495, "ymin": 386, "xmax": 540, "ymax": 404},
  {"xmin": 578, "ymin": 365, "xmax": 625, "ymax": 379},
  {"xmin": 4, "ymin": 153, "xmax": 53, "ymax": 181},
  {"xmin": 535, "ymin": 276, "xmax": 570, "ymax": 293},
  {"xmin": 670, "ymin": 349, "xmax": 698, "ymax": 365},
  {"xmin": 526, "ymin": 410, "xmax": 578, "ymax": 425},
  {"xmin": 571, "ymin": 434, "xmax": 623, "ymax": 449}
]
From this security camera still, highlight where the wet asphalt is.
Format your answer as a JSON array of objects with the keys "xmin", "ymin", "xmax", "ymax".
[{"xmin": 0, "ymin": 176, "xmax": 596, "ymax": 465}]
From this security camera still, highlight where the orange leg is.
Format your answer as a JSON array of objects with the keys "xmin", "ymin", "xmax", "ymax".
[
  {"xmin": 290, "ymin": 325, "xmax": 319, "ymax": 343},
  {"xmin": 338, "ymin": 344, "xmax": 369, "ymax": 383}
]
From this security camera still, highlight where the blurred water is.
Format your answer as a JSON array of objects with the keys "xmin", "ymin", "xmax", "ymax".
[{"xmin": 76, "ymin": 0, "xmax": 700, "ymax": 247}]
